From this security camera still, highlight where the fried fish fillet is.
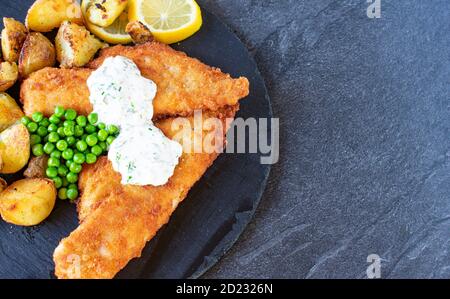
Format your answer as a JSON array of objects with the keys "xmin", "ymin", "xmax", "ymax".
[
  {"xmin": 53, "ymin": 107, "xmax": 238, "ymax": 279},
  {"xmin": 21, "ymin": 42, "xmax": 249, "ymax": 118}
]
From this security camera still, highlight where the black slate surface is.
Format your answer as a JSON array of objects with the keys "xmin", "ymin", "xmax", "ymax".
[
  {"xmin": 201, "ymin": 0, "xmax": 450, "ymax": 278},
  {"xmin": 0, "ymin": 3, "xmax": 271, "ymax": 278}
]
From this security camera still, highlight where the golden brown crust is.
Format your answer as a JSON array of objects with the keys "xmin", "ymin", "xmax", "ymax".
[
  {"xmin": 21, "ymin": 42, "xmax": 249, "ymax": 118},
  {"xmin": 54, "ymin": 106, "xmax": 238, "ymax": 279}
]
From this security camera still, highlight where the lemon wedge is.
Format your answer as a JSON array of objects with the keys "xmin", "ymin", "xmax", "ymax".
[
  {"xmin": 81, "ymin": 0, "xmax": 132, "ymax": 44},
  {"xmin": 128, "ymin": 0, "xmax": 202, "ymax": 44}
]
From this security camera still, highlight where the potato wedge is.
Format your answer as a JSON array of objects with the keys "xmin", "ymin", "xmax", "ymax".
[
  {"xmin": 86, "ymin": 0, "xmax": 128, "ymax": 28},
  {"xmin": 0, "ymin": 123, "xmax": 30, "ymax": 174},
  {"xmin": 0, "ymin": 178, "xmax": 56, "ymax": 226},
  {"xmin": 0, "ymin": 61, "xmax": 19, "ymax": 92},
  {"xmin": 1, "ymin": 18, "xmax": 28, "ymax": 63},
  {"xmin": 0, "ymin": 92, "xmax": 24, "ymax": 132},
  {"xmin": 18, "ymin": 32, "xmax": 56, "ymax": 78},
  {"xmin": 0, "ymin": 177, "xmax": 7, "ymax": 192},
  {"xmin": 24, "ymin": 155, "xmax": 48, "ymax": 179},
  {"xmin": 56, "ymin": 21, "xmax": 104, "ymax": 68},
  {"xmin": 126, "ymin": 21, "xmax": 154, "ymax": 44},
  {"xmin": 26, "ymin": 0, "xmax": 84, "ymax": 32}
]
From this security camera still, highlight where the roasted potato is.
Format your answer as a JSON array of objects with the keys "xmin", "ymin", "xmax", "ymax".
[
  {"xmin": 0, "ymin": 177, "xmax": 7, "ymax": 192},
  {"xmin": 24, "ymin": 155, "xmax": 48, "ymax": 179},
  {"xmin": 0, "ymin": 92, "xmax": 24, "ymax": 132},
  {"xmin": 1, "ymin": 18, "xmax": 28, "ymax": 63},
  {"xmin": 126, "ymin": 21, "xmax": 154, "ymax": 44},
  {"xmin": 0, "ymin": 61, "xmax": 18, "ymax": 92},
  {"xmin": 18, "ymin": 32, "xmax": 56, "ymax": 78},
  {"xmin": 56, "ymin": 21, "xmax": 104, "ymax": 68},
  {"xmin": 26, "ymin": 0, "xmax": 84, "ymax": 32},
  {"xmin": 0, "ymin": 123, "xmax": 30, "ymax": 174},
  {"xmin": 0, "ymin": 178, "xmax": 56, "ymax": 226},
  {"xmin": 86, "ymin": 0, "xmax": 128, "ymax": 28}
]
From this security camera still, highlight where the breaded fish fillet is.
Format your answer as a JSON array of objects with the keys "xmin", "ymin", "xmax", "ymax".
[
  {"xmin": 53, "ymin": 107, "xmax": 238, "ymax": 279},
  {"xmin": 21, "ymin": 42, "xmax": 249, "ymax": 118}
]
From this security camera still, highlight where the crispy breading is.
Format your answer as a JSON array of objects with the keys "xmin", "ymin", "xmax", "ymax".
[
  {"xmin": 53, "ymin": 107, "xmax": 238, "ymax": 279},
  {"xmin": 21, "ymin": 42, "xmax": 249, "ymax": 118}
]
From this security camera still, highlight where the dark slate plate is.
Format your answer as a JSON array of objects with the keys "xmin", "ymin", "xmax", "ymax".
[{"xmin": 0, "ymin": 1, "xmax": 272, "ymax": 278}]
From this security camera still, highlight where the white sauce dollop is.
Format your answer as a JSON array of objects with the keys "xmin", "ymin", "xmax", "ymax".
[{"xmin": 87, "ymin": 56, "xmax": 182, "ymax": 186}]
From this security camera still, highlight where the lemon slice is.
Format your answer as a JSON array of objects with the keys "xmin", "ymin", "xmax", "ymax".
[
  {"xmin": 128, "ymin": 0, "xmax": 202, "ymax": 44},
  {"xmin": 81, "ymin": 0, "xmax": 132, "ymax": 44}
]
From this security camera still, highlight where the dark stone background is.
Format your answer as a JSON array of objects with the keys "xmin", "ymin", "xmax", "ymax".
[{"xmin": 200, "ymin": 0, "xmax": 450, "ymax": 278}]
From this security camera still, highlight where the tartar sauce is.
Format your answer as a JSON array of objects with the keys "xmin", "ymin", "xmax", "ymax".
[{"xmin": 87, "ymin": 56, "xmax": 182, "ymax": 186}]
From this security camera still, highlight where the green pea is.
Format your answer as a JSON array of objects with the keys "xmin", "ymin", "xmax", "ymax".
[
  {"xmin": 65, "ymin": 160, "xmax": 73, "ymax": 169},
  {"xmin": 74, "ymin": 125, "xmax": 84, "ymax": 137},
  {"xmin": 30, "ymin": 134, "xmax": 41, "ymax": 146},
  {"xmin": 56, "ymin": 140, "xmax": 68, "ymax": 151},
  {"xmin": 88, "ymin": 113, "xmax": 98, "ymax": 125},
  {"xmin": 36, "ymin": 126, "xmax": 47, "ymax": 137},
  {"xmin": 97, "ymin": 129, "xmax": 108, "ymax": 141},
  {"xmin": 91, "ymin": 145, "xmax": 103, "ymax": 156},
  {"xmin": 66, "ymin": 136, "xmax": 76, "ymax": 146},
  {"xmin": 67, "ymin": 184, "xmax": 77, "ymax": 190},
  {"xmin": 27, "ymin": 122, "xmax": 38, "ymax": 133},
  {"xmin": 49, "ymin": 115, "xmax": 61, "ymax": 124},
  {"xmin": 62, "ymin": 177, "xmax": 69, "ymax": 187},
  {"xmin": 47, "ymin": 123, "xmax": 58, "ymax": 132},
  {"xmin": 66, "ymin": 172, "xmax": 78, "ymax": 183},
  {"xmin": 69, "ymin": 163, "xmax": 82, "ymax": 174},
  {"xmin": 67, "ymin": 188, "xmax": 79, "ymax": 201},
  {"xmin": 21, "ymin": 116, "xmax": 31, "ymax": 126},
  {"xmin": 63, "ymin": 125, "xmax": 75, "ymax": 137},
  {"xmin": 73, "ymin": 153, "xmax": 85, "ymax": 164},
  {"xmin": 65, "ymin": 109, "xmax": 77, "ymax": 121},
  {"xmin": 39, "ymin": 118, "xmax": 50, "ymax": 128},
  {"xmin": 48, "ymin": 132, "xmax": 60, "ymax": 143},
  {"xmin": 97, "ymin": 122, "xmax": 106, "ymax": 130},
  {"xmin": 62, "ymin": 148, "xmax": 74, "ymax": 160},
  {"xmin": 86, "ymin": 134, "xmax": 98, "ymax": 146},
  {"xmin": 43, "ymin": 135, "xmax": 49, "ymax": 143},
  {"xmin": 99, "ymin": 141, "xmax": 107, "ymax": 151},
  {"xmin": 76, "ymin": 115, "xmax": 87, "ymax": 127},
  {"xmin": 107, "ymin": 124, "xmax": 119, "ymax": 135},
  {"xmin": 32, "ymin": 112, "xmax": 44, "ymax": 123},
  {"xmin": 43, "ymin": 142, "xmax": 55, "ymax": 155},
  {"xmin": 58, "ymin": 165, "xmax": 69, "ymax": 177},
  {"xmin": 57, "ymin": 127, "xmax": 65, "ymax": 137},
  {"xmin": 54, "ymin": 106, "xmax": 65, "ymax": 117},
  {"xmin": 75, "ymin": 140, "xmax": 88, "ymax": 152},
  {"xmin": 53, "ymin": 177, "xmax": 63, "ymax": 189},
  {"xmin": 106, "ymin": 136, "xmax": 116, "ymax": 145},
  {"xmin": 48, "ymin": 157, "xmax": 61, "ymax": 167},
  {"xmin": 32, "ymin": 144, "xmax": 44, "ymax": 156},
  {"xmin": 46, "ymin": 167, "xmax": 58, "ymax": 178},
  {"xmin": 85, "ymin": 124, "xmax": 96, "ymax": 134},
  {"xmin": 58, "ymin": 188, "xmax": 68, "ymax": 200},
  {"xmin": 81, "ymin": 134, "xmax": 89, "ymax": 141},
  {"xmin": 85, "ymin": 153, "xmax": 97, "ymax": 164},
  {"xmin": 63, "ymin": 120, "xmax": 75, "ymax": 127},
  {"xmin": 50, "ymin": 150, "xmax": 62, "ymax": 159}
]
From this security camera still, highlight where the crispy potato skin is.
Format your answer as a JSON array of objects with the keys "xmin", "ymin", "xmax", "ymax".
[
  {"xmin": 19, "ymin": 32, "xmax": 56, "ymax": 78},
  {"xmin": 0, "ymin": 178, "xmax": 56, "ymax": 226},
  {"xmin": 26, "ymin": 0, "xmax": 84, "ymax": 32},
  {"xmin": 21, "ymin": 42, "xmax": 250, "ymax": 118},
  {"xmin": 0, "ymin": 61, "xmax": 19, "ymax": 92},
  {"xmin": 0, "ymin": 177, "xmax": 7, "ymax": 192},
  {"xmin": 125, "ymin": 21, "xmax": 154, "ymax": 44},
  {"xmin": 0, "ymin": 123, "xmax": 30, "ymax": 174},
  {"xmin": 1, "ymin": 18, "xmax": 28, "ymax": 63},
  {"xmin": 86, "ymin": 0, "xmax": 128, "ymax": 27},
  {"xmin": 54, "ymin": 107, "xmax": 238, "ymax": 278},
  {"xmin": 56, "ymin": 21, "xmax": 104, "ymax": 68},
  {"xmin": 0, "ymin": 92, "xmax": 24, "ymax": 132},
  {"xmin": 24, "ymin": 155, "xmax": 48, "ymax": 179}
]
